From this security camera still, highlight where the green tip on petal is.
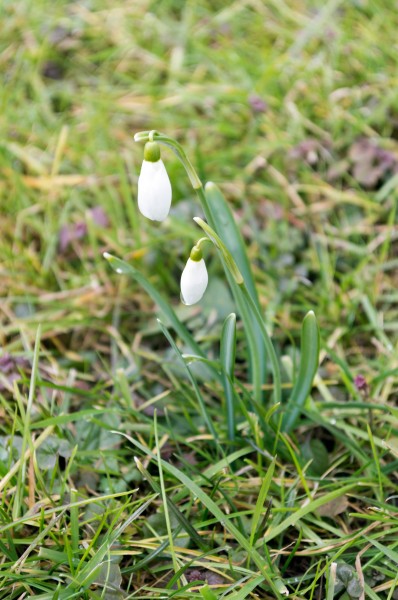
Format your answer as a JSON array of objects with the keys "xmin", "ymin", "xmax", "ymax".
[
  {"xmin": 189, "ymin": 245, "xmax": 203, "ymax": 261},
  {"xmin": 143, "ymin": 141, "xmax": 161, "ymax": 162}
]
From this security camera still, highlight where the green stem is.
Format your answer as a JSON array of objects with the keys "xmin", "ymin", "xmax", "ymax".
[
  {"xmin": 134, "ymin": 130, "xmax": 202, "ymax": 189},
  {"xmin": 194, "ymin": 185, "xmax": 216, "ymax": 224}
]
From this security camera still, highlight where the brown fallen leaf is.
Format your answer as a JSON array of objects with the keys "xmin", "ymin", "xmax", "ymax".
[{"xmin": 318, "ymin": 495, "xmax": 349, "ymax": 518}]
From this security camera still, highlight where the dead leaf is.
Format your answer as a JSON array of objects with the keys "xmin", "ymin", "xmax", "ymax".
[{"xmin": 318, "ymin": 495, "xmax": 349, "ymax": 517}]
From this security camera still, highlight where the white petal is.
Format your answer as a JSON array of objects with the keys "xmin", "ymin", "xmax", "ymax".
[
  {"xmin": 137, "ymin": 159, "xmax": 172, "ymax": 221},
  {"xmin": 180, "ymin": 258, "xmax": 208, "ymax": 305}
]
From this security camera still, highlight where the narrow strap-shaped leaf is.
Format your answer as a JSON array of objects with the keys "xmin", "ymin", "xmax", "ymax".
[
  {"xmin": 103, "ymin": 253, "xmax": 220, "ymax": 382},
  {"xmin": 220, "ymin": 313, "xmax": 237, "ymax": 440},
  {"xmin": 204, "ymin": 183, "xmax": 267, "ymax": 403},
  {"xmin": 205, "ymin": 182, "xmax": 259, "ymax": 301},
  {"xmin": 282, "ymin": 311, "xmax": 320, "ymax": 433}
]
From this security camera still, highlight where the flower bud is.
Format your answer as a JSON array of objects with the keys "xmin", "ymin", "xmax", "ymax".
[{"xmin": 137, "ymin": 142, "xmax": 172, "ymax": 221}]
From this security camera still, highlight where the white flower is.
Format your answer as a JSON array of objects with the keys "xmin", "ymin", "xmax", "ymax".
[
  {"xmin": 180, "ymin": 257, "xmax": 208, "ymax": 305},
  {"xmin": 137, "ymin": 142, "xmax": 172, "ymax": 221}
]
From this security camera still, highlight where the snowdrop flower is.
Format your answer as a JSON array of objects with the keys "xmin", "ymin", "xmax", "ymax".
[
  {"xmin": 180, "ymin": 244, "xmax": 208, "ymax": 305},
  {"xmin": 138, "ymin": 141, "xmax": 172, "ymax": 221}
]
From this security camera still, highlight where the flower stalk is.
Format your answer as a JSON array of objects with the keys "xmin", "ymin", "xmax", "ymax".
[{"xmin": 134, "ymin": 130, "xmax": 202, "ymax": 190}]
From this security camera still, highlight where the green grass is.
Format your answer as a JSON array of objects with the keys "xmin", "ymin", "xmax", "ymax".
[{"xmin": 1, "ymin": 0, "xmax": 398, "ymax": 597}]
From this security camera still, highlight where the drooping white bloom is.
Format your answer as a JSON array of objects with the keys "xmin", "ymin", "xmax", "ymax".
[
  {"xmin": 138, "ymin": 159, "xmax": 172, "ymax": 221},
  {"xmin": 180, "ymin": 257, "xmax": 208, "ymax": 305},
  {"xmin": 137, "ymin": 141, "xmax": 172, "ymax": 221}
]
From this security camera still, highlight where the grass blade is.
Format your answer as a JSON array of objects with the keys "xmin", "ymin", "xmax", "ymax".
[
  {"xmin": 249, "ymin": 457, "xmax": 276, "ymax": 547},
  {"xmin": 13, "ymin": 325, "xmax": 41, "ymax": 521},
  {"xmin": 153, "ymin": 412, "xmax": 179, "ymax": 575},
  {"xmin": 225, "ymin": 575, "xmax": 265, "ymax": 599},
  {"xmin": 200, "ymin": 584, "xmax": 219, "ymax": 599},
  {"xmin": 134, "ymin": 457, "xmax": 207, "ymax": 551},
  {"xmin": 157, "ymin": 319, "xmax": 217, "ymax": 440},
  {"xmin": 119, "ymin": 432, "xmax": 287, "ymax": 599},
  {"xmin": 262, "ymin": 481, "xmax": 356, "ymax": 543},
  {"xmin": 66, "ymin": 497, "xmax": 154, "ymax": 594}
]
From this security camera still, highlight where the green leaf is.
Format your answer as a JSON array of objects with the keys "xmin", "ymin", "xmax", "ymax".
[
  {"xmin": 95, "ymin": 561, "xmax": 123, "ymax": 599},
  {"xmin": 282, "ymin": 311, "xmax": 320, "ymax": 433},
  {"xmin": 204, "ymin": 182, "xmax": 258, "ymax": 300},
  {"xmin": 36, "ymin": 436, "xmax": 71, "ymax": 470},
  {"xmin": 203, "ymin": 182, "xmax": 268, "ymax": 405},
  {"xmin": 220, "ymin": 313, "xmax": 237, "ymax": 440}
]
